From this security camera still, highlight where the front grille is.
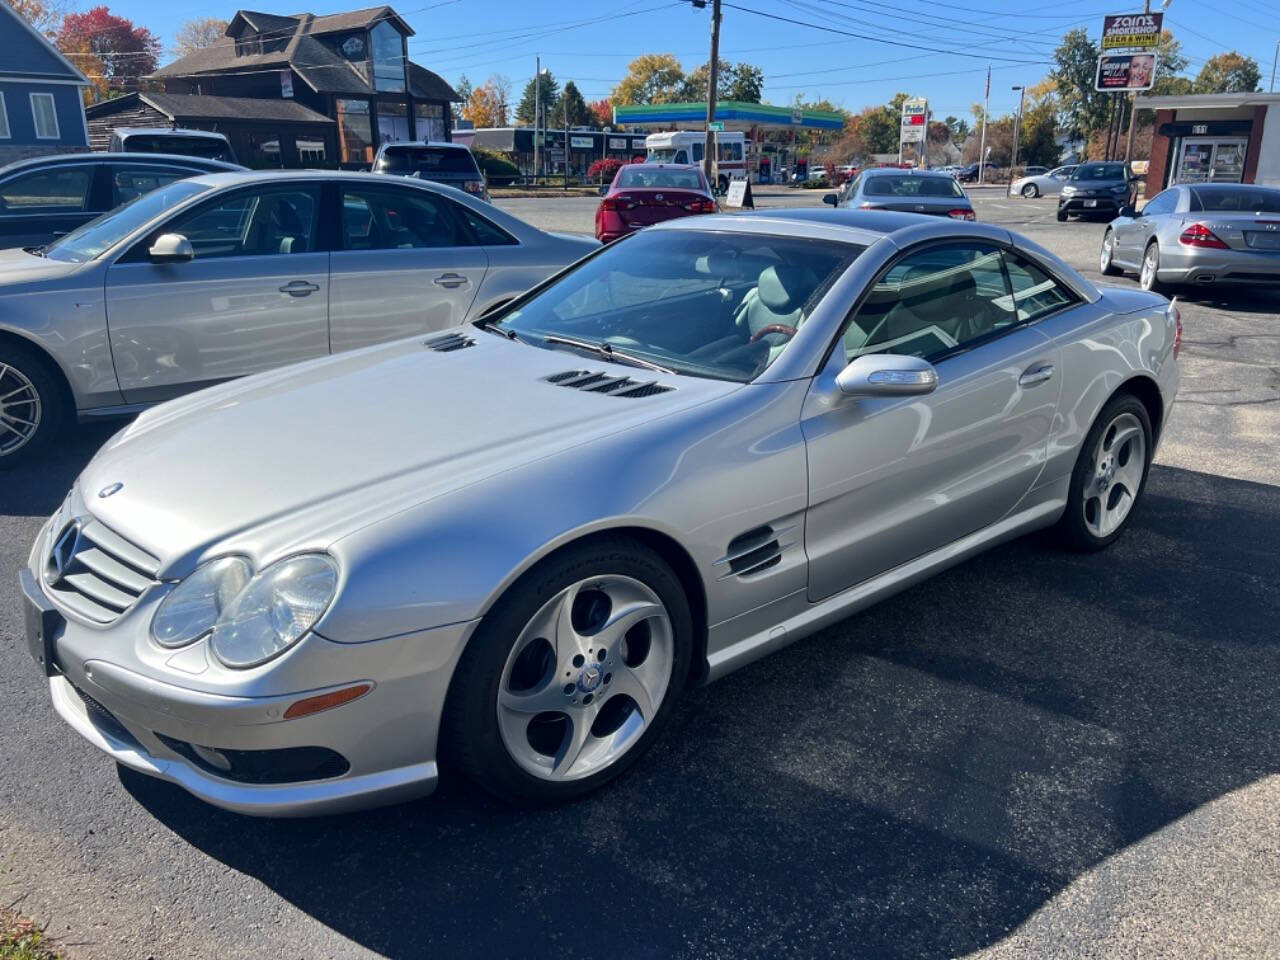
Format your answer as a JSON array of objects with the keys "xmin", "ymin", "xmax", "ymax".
[
  {"xmin": 545, "ymin": 370, "xmax": 674, "ymax": 399},
  {"xmin": 44, "ymin": 519, "xmax": 160, "ymax": 625}
]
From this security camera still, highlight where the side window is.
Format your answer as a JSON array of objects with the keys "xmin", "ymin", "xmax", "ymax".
[
  {"xmin": 843, "ymin": 243, "xmax": 1015, "ymax": 361},
  {"xmin": 0, "ymin": 167, "xmax": 91, "ymax": 213},
  {"xmin": 340, "ymin": 187, "xmax": 472, "ymax": 250},
  {"xmin": 674, "ymin": 150, "xmax": 688, "ymax": 164},
  {"xmin": 166, "ymin": 188, "xmax": 320, "ymax": 259},
  {"xmin": 455, "ymin": 204, "xmax": 517, "ymax": 245},
  {"xmin": 111, "ymin": 165, "xmax": 191, "ymax": 206},
  {"xmin": 1141, "ymin": 189, "xmax": 1177, "ymax": 216},
  {"xmin": 1001, "ymin": 252, "xmax": 1076, "ymax": 323},
  {"xmin": 692, "ymin": 142, "xmax": 704, "ymax": 162}
]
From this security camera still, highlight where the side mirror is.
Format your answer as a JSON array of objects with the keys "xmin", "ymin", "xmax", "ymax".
[
  {"xmin": 1118, "ymin": 204, "xmax": 1137, "ymax": 219},
  {"xmin": 822, "ymin": 193, "xmax": 839, "ymax": 206},
  {"xmin": 148, "ymin": 233, "xmax": 194, "ymax": 263},
  {"xmin": 836, "ymin": 353, "xmax": 938, "ymax": 397}
]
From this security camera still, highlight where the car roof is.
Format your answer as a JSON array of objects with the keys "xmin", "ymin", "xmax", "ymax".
[
  {"xmin": 1185, "ymin": 182, "xmax": 1277, "ymax": 192},
  {"xmin": 112, "ymin": 127, "xmax": 230, "ymax": 140},
  {"xmin": 861, "ymin": 167, "xmax": 954, "ymax": 178},
  {"xmin": 378, "ymin": 141, "xmax": 469, "ymax": 150},
  {"xmin": 0, "ymin": 152, "xmax": 243, "ymax": 177}
]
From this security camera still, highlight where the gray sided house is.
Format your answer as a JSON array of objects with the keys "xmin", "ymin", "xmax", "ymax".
[
  {"xmin": 0, "ymin": 2, "xmax": 91, "ymax": 165},
  {"xmin": 130, "ymin": 6, "xmax": 460, "ymax": 169}
]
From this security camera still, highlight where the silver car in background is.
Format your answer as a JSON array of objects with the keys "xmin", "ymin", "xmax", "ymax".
[
  {"xmin": 824, "ymin": 168, "xmax": 976, "ymax": 220},
  {"xmin": 1101, "ymin": 182, "xmax": 1280, "ymax": 292},
  {"xmin": 1009, "ymin": 164, "xmax": 1077, "ymax": 199},
  {"xmin": 22, "ymin": 209, "xmax": 1179, "ymax": 815},
  {"xmin": 0, "ymin": 170, "xmax": 597, "ymax": 465}
]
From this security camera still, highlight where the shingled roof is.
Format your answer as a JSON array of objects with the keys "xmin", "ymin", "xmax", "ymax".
[
  {"xmin": 150, "ymin": 6, "xmax": 458, "ymax": 100},
  {"xmin": 85, "ymin": 91, "xmax": 333, "ymax": 124}
]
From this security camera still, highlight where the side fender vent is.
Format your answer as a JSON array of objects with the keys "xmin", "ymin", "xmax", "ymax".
[
  {"xmin": 425, "ymin": 331, "xmax": 476, "ymax": 352},
  {"xmin": 715, "ymin": 523, "xmax": 798, "ymax": 580},
  {"xmin": 545, "ymin": 370, "xmax": 674, "ymax": 399}
]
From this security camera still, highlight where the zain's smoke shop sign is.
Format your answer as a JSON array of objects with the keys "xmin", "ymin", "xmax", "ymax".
[{"xmin": 1101, "ymin": 12, "xmax": 1163, "ymax": 51}]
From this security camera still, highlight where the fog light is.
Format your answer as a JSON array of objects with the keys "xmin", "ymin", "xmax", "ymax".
[{"xmin": 283, "ymin": 683, "xmax": 372, "ymax": 720}]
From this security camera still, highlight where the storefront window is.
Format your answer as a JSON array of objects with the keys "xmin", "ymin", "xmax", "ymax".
[
  {"xmin": 377, "ymin": 101, "xmax": 411, "ymax": 144},
  {"xmin": 371, "ymin": 21, "xmax": 406, "ymax": 93},
  {"xmin": 297, "ymin": 138, "xmax": 327, "ymax": 165},
  {"xmin": 1173, "ymin": 137, "xmax": 1247, "ymax": 185},
  {"xmin": 337, "ymin": 98, "xmax": 374, "ymax": 165},
  {"xmin": 415, "ymin": 102, "xmax": 445, "ymax": 142},
  {"xmin": 247, "ymin": 131, "xmax": 282, "ymax": 168}
]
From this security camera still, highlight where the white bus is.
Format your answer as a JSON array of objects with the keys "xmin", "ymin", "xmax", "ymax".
[{"xmin": 644, "ymin": 130, "xmax": 747, "ymax": 193}]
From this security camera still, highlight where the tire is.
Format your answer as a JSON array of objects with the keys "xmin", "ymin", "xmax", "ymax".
[
  {"xmin": 0, "ymin": 340, "xmax": 67, "ymax": 469},
  {"xmin": 1139, "ymin": 241, "xmax": 1167, "ymax": 294},
  {"xmin": 1022, "ymin": 183, "xmax": 1039, "ymax": 198},
  {"xmin": 1057, "ymin": 393, "xmax": 1153, "ymax": 552},
  {"xmin": 443, "ymin": 536, "xmax": 694, "ymax": 804},
  {"xmin": 1100, "ymin": 229, "xmax": 1123, "ymax": 276},
  {"xmin": 1056, "ymin": 207, "xmax": 1068, "ymax": 222}
]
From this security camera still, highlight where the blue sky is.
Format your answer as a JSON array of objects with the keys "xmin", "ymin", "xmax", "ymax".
[{"xmin": 108, "ymin": 0, "xmax": 1280, "ymax": 120}]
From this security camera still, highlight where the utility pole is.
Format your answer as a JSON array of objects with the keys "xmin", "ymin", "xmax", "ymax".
[
  {"xmin": 564, "ymin": 105, "xmax": 570, "ymax": 190},
  {"xmin": 1010, "ymin": 85, "xmax": 1026, "ymax": 184},
  {"xmin": 1124, "ymin": 0, "xmax": 1159, "ymax": 162},
  {"xmin": 533, "ymin": 54, "xmax": 540, "ymax": 186},
  {"xmin": 978, "ymin": 64, "xmax": 990, "ymax": 185},
  {"xmin": 1271, "ymin": 39, "xmax": 1278, "ymax": 92},
  {"xmin": 703, "ymin": 0, "xmax": 722, "ymax": 188}
]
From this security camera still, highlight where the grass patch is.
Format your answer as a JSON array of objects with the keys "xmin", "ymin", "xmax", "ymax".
[{"xmin": 1, "ymin": 909, "xmax": 61, "ymax": 960}]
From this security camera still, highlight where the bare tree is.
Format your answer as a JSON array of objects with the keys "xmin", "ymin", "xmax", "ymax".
[{"xmin": 174, "ymin": 17, "xmax": 229, "ymax": 59}]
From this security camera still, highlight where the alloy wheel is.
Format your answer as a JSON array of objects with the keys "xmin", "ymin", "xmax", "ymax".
[
  {"xmin": 1100, "ymin": 231, "xmax": 1114, "ymax": 272},
  {"xmin": 1140, "ymin": 245, "xmax": 1159, "ymax": 290},
  {"xmin": 1022, "ymin": 183, "xmax": 1038, "ymax": 198},
  {"xmin": 496, "ymin": 575, "xmax": 674, "ymax": 782},
  {"xmin": 1082, "ymin": 411, "xmax": 1146, "ymax": 538},
  {"xmin": 0, "ymin": 362, "xmax": 42, "ymax": 457}
]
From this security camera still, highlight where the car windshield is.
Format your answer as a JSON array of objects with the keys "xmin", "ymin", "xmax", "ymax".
[
  {"xmin": 616, "ymin": 167, "xmax": 704, "ymax": 190},
  {"xmin": 1190, "ymin": 187, "xmax": 1280, "ymax": 214},
  {"xmin": 489, "ymin": 230, "xmax": 861, "ymax": 383},
  {"xmin": 43, "ymin": 180, "xmax": 210, "ymax": 263},
  {"xmin": 646, "ymin": 149, "xmax": 682, "ymax": 163},
  {"xmin": 863, "ymin": 175, "xmax": 964, "ymax": 198},
  {"xmin": 379, "ymin": 147, "xmax": 479, "ymax": 175},
  {"xmin": 1072, "ymin": 164, "xmax": 1126, "ymax": 181},
  {"xmin": 123, "ymin": 135, "xmax": 234, "ymax": 163}
]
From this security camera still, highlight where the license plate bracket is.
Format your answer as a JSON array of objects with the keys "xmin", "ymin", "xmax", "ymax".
[
  {"xmin": 1083, "ymin": 199, "xmax": 1098, "ymax": 208},
  {"xmin": 20, "ymin": 567, "xmax": 64, "ymax": 677},
  {"xmin": 1244, "ymin": 231, "xmax": 1280, "ymax": 250}
]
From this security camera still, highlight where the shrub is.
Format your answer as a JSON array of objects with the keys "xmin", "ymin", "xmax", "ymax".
[
  {"xmin": 588, "ymin": 157, "xmax": 624, "ymax": 182},
  {"xmin": 471, "ymin": 146, "xmax": 519, "ymax": 186}
]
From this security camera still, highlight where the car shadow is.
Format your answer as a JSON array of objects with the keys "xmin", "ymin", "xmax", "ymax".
[
  {"xmin": 119, "ymin": 462, "xmax": 1280, "ymax": 959},
  {"xmin": 0, "ymin": 422, "xmax": 118, "ymax": 518}
]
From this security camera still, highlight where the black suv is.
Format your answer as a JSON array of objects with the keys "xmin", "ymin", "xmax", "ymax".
[
  {"xmin": 1057, "ymin": 162, "xmax": 1138, "ymax": 221},
  {"xmin": 371, "ymin": 142, "xmax": 490, "ymax": 202},
  {"xmin": 0, "ymin": 152, "xmax": 245, "ymax": 250}
]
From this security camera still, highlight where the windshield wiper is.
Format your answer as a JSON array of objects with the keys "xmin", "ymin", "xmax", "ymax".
[
  {"xmin": 474, "ymin": 317, "xmax": 539, "ymax": 347},
  {"xmin": 542, "ymin": 334, "xmax": 676, "ymax": 375},
  {"xmin": 23, "ymin": 246, "xmax": 47, "ymax": 257}
]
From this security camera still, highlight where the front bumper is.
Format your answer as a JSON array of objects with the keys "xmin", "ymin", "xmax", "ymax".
[
  {"xmin": 1059, "ymin": 194, "xmax": 1127, "ymax": 215},
  {"xmin": 25, "ymin": 521, "xmax": 478, "ymax": 816}
]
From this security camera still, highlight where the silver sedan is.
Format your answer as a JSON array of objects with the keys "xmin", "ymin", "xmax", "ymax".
[
  {"xmin": 23, "ymin": 209, "xmax": 1179, "ymax": 815},
  {"xmin": 0, "ymin": 171, "xmax": 597, "ymax": 466},
  {"xmin": 1101, "ymin": 182, "xmax": 1280, "ymax": 292},
  {"xmin": 1009, "ymin": 164, "xmax": 1077, "ymax": 199}
]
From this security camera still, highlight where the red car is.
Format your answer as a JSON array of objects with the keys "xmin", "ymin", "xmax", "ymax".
[{"xmin": 595, "ymin": 164, "xmax": 718, "ymax": 243}]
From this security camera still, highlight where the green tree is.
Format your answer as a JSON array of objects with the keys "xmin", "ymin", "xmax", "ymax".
[
  {"xmin": 453, "ymin": 73, "xmax": 473, "ymax": 124},
  {"xmin": 681, "ymin": 58, "xmax": 728, "ymax": 101},
  {"xmin": 944, "ymin": 115, "xmax": 970, "ymax": 143},
  {"xmin": 1150, "ymin": 30, "xmax": 1189, "ymax": 96},
  {"xmin": 551, "ymin": 80, "xmax": 595, "ymax": 128},
  {"xmin": 516, "ymin": 69, "xmax": 559, "ymax": 125},
  {"xmin": 1017, "ymin": 97, "xmax": 1060, "ymax": 168},
  {"xmin": 612, "ymin": 53, "xmax": 685, "ymax": 105},
  {"xmin": 1051, "ymin": 28, "xmax": 1108, "ymax": 140},
  {"xmin": 860, "ymin": 104, "xmax": 899, "ymax": 155},
  {"xmin": 1193, "ymin": 52, "xmax": 1261, "ymax": 94},
  {"xmin": 726, "ymin": 62, "xmax": 763, "ymax": 102}
]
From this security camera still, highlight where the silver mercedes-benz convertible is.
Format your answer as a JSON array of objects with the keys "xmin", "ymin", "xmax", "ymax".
[{"xmin": 22, "ymin": 209, "xmax": 1180, "ymax": 815}]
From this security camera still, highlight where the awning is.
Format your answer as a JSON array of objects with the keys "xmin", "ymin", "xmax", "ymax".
[{"xmin": 612, "ymin": 100, "xmax": 845, "ymax": 132}]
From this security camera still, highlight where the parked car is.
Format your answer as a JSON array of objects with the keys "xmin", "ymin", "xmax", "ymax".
[
  {"xmin": 0, "ymin": 170, "xmax": 597, "ymax": 466},
  {"xmin": 20, "ymin": 208, "xmax": 1178, "ymax": 814},
  {"xmin": 1057, "ymin": 162, "xmax": 1139, "ymax": 221},
  {"xmin": 935, "ymin": 164, "xmax": 964, "ymax": 178},
  {"xmin": 956, "ymin": 161, "xmax": 1001, "ymax": 183},
  {"xmin": 0, "ymin": 153, "xmax": 245, "ymax": 251},
  {"xmin": 1100, "ymin": 182, "xmax": 1280, "ymax": 292},
  {"xmin": 371, "ymin": 142, "xmax": 489, "ymax": 201},
  {"xmin": 595, "ymin": 163, "xmax": 717, "ymax": 243},
  {"xmin": 1009, "ymin": 164, "xmax": 1077, "ymax": 199},
  {"xmin": 1022, "ymin": 166, "xmax": 1049, "ymax": 177},
  {"xmin": 824, "ymin": 167, "xmax": 976, "ymax": 220},
  {"xmin": 107, "ymin": 127, "xmax": 238, "ymax": 165}
]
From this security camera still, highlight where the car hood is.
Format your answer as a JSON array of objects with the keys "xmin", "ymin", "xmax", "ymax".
[
  {"xmin": 79, "ymin": 333, "xmax": 736, "ymax": 575},
  {"xmin": 0, "ymin": 247, "xmax": 86, "ymax": 286}
]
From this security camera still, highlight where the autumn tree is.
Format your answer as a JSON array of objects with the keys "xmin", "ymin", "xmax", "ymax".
[
  {"xmin": 57, "ymin": 6, "xmax": 161, "ymax": 102},
  {"xmin": 7, "ymin": 0, "xmax": 70, "ymax": 36},
  {"xmin": 463, "ymin": 75, "xmax": 510, "ymax": 128},
  {"xmin": 588, "ymin": 98, "xmax": 614, "ymax": 128},
  {"xmin": 612, "ymin": 54, "xmax": 685, "ymax": 106},
  {"xmin": 1194, "ymin": 52, "xmax": 1261, "ymax": 94},
  {"xmin": 173, "ymin": 17, "xmax": 228, "ymax": 58},
  {"xmin": 516, "ymin": 69, "xmax": 558, "ymax": 124}
]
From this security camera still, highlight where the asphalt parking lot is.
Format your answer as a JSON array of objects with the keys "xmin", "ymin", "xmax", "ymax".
[{"xmin": 1, "ymin": 189, "xmax": 1278, "ymax": 959}]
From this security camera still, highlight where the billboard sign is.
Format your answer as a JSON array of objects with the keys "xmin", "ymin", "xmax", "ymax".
[
  {"xmin": 1095, "ymin": 52, "xmax": 1158, "ymax": 91},
  {"xmin": 570, "ymin": 136, "xmax": 594, "ymax": 148},
  {"xmin": 900, "ymin": 98, "xmax": 927, "ymax": 144},
  {"xmin": 1101, "ymin": 12, "xmax": 1164, "ymax": 51}
]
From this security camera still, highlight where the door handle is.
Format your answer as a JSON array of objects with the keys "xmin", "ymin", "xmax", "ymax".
[
  {"xmin": 433, "ymin": 273, "xmax": 469, "ymax": 289},
  {"xmin": 1018, "ymin": 363, "xmax": 1055, "ymax": 387},
  {"xmin": 279, "ymin": 281, "xmax": 320, "ymax": 296}
]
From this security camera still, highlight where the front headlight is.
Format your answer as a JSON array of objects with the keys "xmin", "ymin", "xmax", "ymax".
[
  {"xmin": 1061, "ymin": 185, "xmax": 1076, "ymax": 195},
  {"xmin": 151, "ymin": 557, "xmax": 252, "ymax": 648},
  {"xmin": 209, "ymin": 554, "xmax": 338, "ymax": 669}
]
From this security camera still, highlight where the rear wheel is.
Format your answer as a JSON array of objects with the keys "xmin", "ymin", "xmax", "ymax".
[
  {"xmin": 0, "ymin": 341, "xmax": 66, "ymax": 469},
  {"xmin": 1057, "ymin": 393, "xmax": 1153, "ymax": 551},
  {"xmin": 1139, "ymin": 241, "xmax": 1167, "ymax": 294},
  {"xmin": 1100, "ymin": 229, "xmax": 1123, "ymax": 276},
  {"xmin": 443, "ymin": 537, "xmax": 693, "ymax": 804},
  {"xmin": 1022, "ymin": 183, "xmax": 1039, "ymax": 198}
]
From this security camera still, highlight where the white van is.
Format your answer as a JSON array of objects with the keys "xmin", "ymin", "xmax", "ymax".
[{"xmin": 645, "ymin": 130, "xmax": 746, "ymax": 192}]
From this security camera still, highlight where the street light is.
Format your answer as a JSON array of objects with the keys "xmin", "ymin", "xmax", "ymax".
[
  {"xmin": 1009, "ymin": 84, "xmax": 1026, "ymax": 189},
  {"xmin": 533, "ymin": 60, "xmax": 550, "ymax": 184}
]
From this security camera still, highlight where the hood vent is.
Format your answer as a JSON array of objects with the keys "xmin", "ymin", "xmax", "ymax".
[
  {"xmin": 546, "ymin": 370, "xmax": 674, "ymax": 399},
  {"xmin": 715, "ymin": 523, "xmax": 797, "ymax": 580},
  {"xmin": 425, "ymin": 331, "xmax": 476, "ymax": 352}
]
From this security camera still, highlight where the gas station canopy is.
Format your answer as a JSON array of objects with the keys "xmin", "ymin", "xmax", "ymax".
[{"xmin": 612, "ymin": 100, "xmax": 845, "ymax": 131}]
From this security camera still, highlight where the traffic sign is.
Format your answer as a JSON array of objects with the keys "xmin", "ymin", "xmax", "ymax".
[{"xmin": 708, "ymin": 121, "xmax": 724, "ymax": 132}]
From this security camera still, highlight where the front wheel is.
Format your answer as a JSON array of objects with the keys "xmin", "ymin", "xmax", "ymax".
[
  {"xmin": 1100, "ymin": 229, "xmax": 1123, "ymax": 276},
  {"xmin": 1057, "ymin": 394, "xmax": 1153, "ymax": 551},
  {"xmin": 443, "ymin": 537, "xmax": 693, "ymax": 804},
  {"xmin": 1022, "ymin": 183, "xmax": 1039, "ymax": 198},
  {"xmin": 0, "ymin": 341, "xmax": 66, "ymax": 469},
  {"xmin": 1056, "ymin": 207, "xmax": 1068, "ymax": 222}
]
